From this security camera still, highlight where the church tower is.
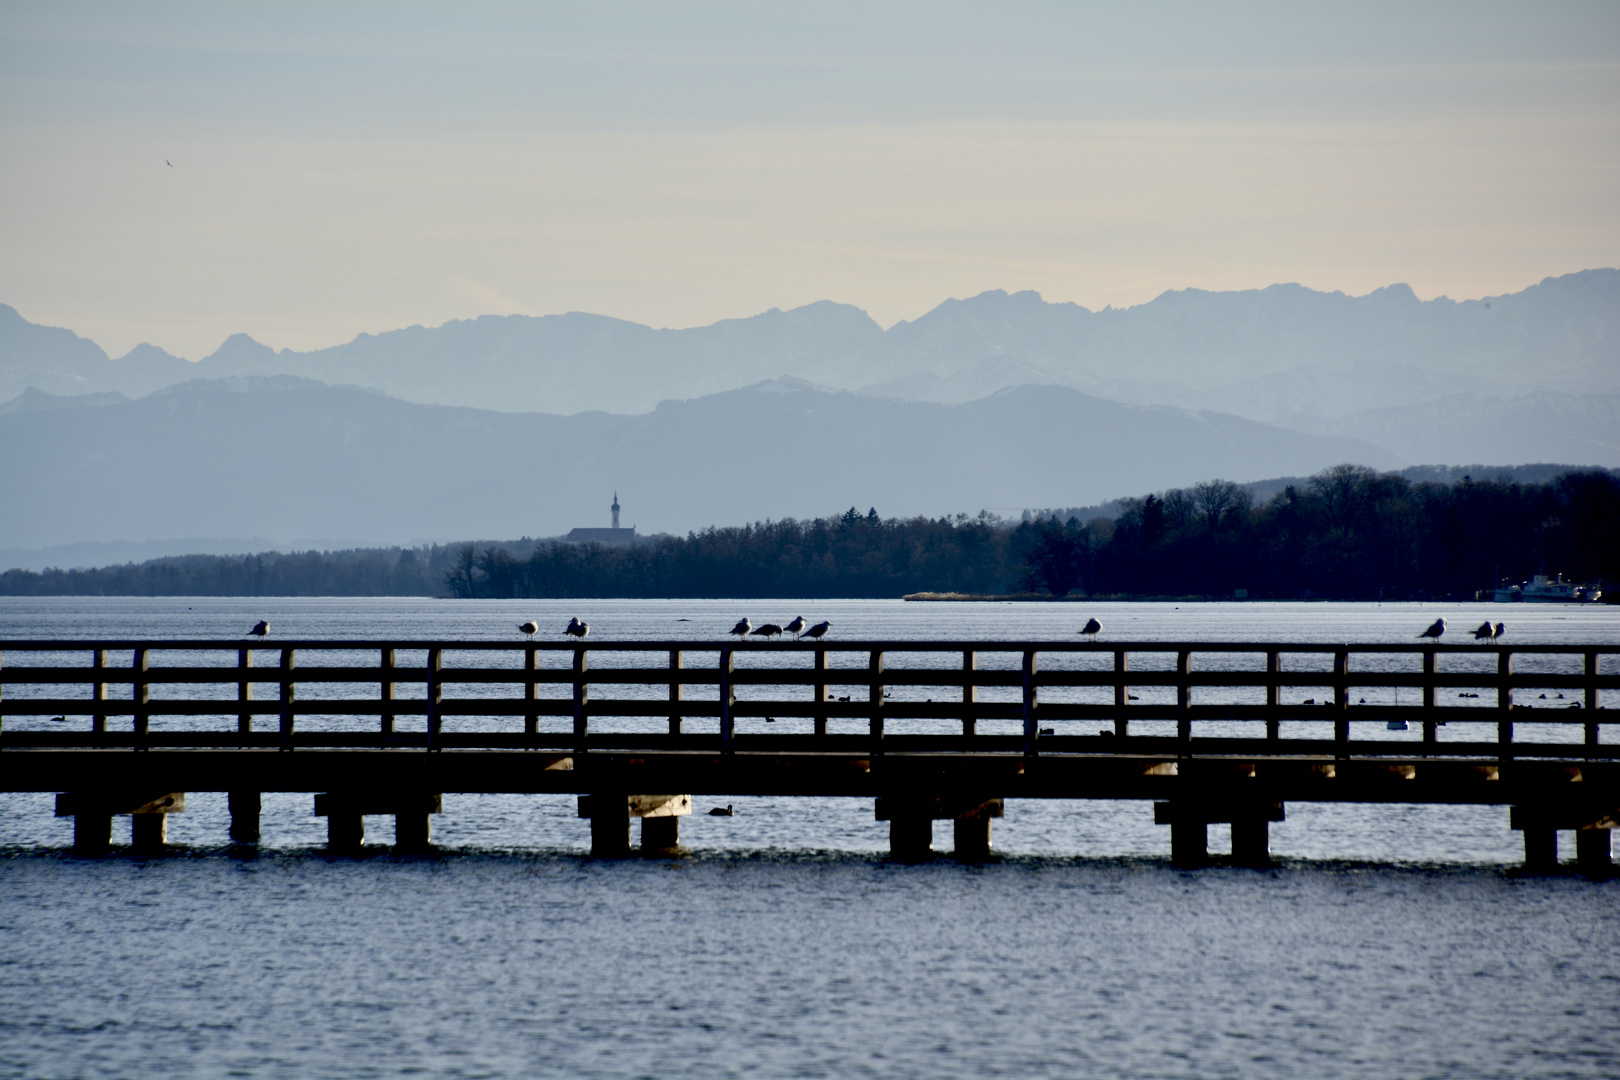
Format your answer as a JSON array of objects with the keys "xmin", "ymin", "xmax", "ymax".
[{"xmin": 611, "ymin": 491, "xmax": 621, "ymax": 530}]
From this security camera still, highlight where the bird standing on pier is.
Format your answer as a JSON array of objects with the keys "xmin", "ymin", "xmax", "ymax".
[
  {"xmin": 1080, "ymin": 618, "xmax": 1102, "ymax": 640},
  {"xmin": 247, "ymin": 620, "xmax": 269, "ymax": 640},
  {"xmin": 1418, "ymin": 617, "xmax": 1446, "ymax": 641},
  {"xmin": 752, "ymin": 623, "xmax": 782, "ymax": 641},
  {"xmin": 564, "ymin": 617, "xmax": 589, "ymax": 640},
  {"xmin": 1473, "ymin": 620, "xmax": 1494, "ymax": 642},
  {"xmin": 519, "ymin": 620, "xmax": 539, "ymax": 640},
  {"xmin": 729, "ymin": 617, "xmax": 752, "ymax": 639},
  {"xmin": 803, "ymin": 620, "xmax": 831, "ymax": 641},
  {"xmin": 785, "ymin": 616, "xmax": 807, "ymax": 640}
]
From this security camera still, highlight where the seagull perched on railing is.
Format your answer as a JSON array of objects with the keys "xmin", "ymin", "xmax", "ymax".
[
  {"xmin": 247, "ymin": 620, "xmax": 269, "ymax": 640},
  {"xmin": 564, "ymin": 617, "xmax": 589, "ymax": 640},
  {"xmin": 1079, "ymin": 618, "xmax": 1102, "ymax": 640},
  {"xmin": 785, "ymin": 616, "xmax": 807, "ymax": 640},
  {"xmin": 1418, "ymin": 617, "xmax": 1446, "ymax": 641},
  {"xmin": 729, "ymin": 617, "xmax": 752, "ymax": 639},
  {"xmin": 752, "ymin": 623, "xmax": 782, "ymax": 641},
  {"xmin": 519, "ymin": 620, "xmax": 539, "ymax": 640},
  {"xmin": 1473, "ymin": 620, "xmax": 1494, "ymax": 642},
  {"xmin": 803, "ymin": 620, "xmax": 830, "ymax": 641}
]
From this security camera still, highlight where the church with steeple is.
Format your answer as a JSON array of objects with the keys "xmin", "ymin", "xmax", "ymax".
[{"xmin": 564, "ymin": 491, "xmax": 638, "ymax": 545}]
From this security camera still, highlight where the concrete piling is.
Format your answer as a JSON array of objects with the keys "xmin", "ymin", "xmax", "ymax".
[{"xmin": 228, "ymin": 790, "xmax": 260, "ymax": 843}]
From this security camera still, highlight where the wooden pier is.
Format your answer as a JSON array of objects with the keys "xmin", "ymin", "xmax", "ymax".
[{"xmin": 2, "ymin": 638, "xmax": 1616, "ymax": 870}]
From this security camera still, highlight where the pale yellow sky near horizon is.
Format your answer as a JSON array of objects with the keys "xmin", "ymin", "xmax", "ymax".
[{"xmin": 2, "ymin": 2, "xmax": 1617, "ymax": 359}]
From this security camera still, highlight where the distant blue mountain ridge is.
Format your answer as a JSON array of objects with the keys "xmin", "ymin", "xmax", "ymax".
[{"xmin": 2, "ymin": 270, "xmax": 1614, "ymax": 430}]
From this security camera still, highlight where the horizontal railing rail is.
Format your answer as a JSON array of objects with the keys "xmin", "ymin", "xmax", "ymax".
[{"xmin": 2, "ymin": 639, "xmax": 1612, "ymax": 760}]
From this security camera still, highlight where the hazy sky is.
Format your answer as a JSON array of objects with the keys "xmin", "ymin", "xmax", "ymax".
[{"xmin": 2, "ymin": 2, "xmax": 1617, "ymax": 358}]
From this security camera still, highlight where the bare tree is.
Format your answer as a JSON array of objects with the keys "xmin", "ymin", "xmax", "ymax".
[{"xmin": 1192, "ymin": 479, "xmax": 1251, "ymax": 531}]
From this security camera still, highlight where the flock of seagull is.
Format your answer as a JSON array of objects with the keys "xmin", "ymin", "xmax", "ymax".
[
  {"xmin": 245, "ymin": 615, "xmax": 1504, "ymax": 643},
  {"xmin": 1419, "ymin": 617, "xmax": 1507, "ymax": 643}
]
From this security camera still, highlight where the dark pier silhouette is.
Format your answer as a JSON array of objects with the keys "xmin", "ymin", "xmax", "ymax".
[{"xmin": 1, "ymin": 638, "xmax": 1615, "ymax": 870}]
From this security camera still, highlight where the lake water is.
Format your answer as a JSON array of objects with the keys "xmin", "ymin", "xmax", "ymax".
[{"xmin": 2, "ymin": 598, "xmax": 1618, "ymax": 1078}]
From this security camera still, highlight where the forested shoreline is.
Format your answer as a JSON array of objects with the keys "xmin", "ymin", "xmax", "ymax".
[{"xmin": 4, "ymin": 466, "xmax": 1617, "ymax": 601}]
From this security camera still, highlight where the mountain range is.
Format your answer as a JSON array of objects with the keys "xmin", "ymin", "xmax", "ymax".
[
  {"xmin": 4, "ymin": 270, "xmax": 1615, "ymax": 432},
  {"xmin": 3, "ymin": 272, "xmax": 1615, "ymax": 569},
  {"xmin": 0, "ymin": 376, "xmax": 1398, "ymax": 556}
]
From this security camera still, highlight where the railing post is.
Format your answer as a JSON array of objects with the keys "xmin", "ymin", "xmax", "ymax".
[
  {"xmin": 1421, "ymin": 649, "xmax": 1437, "ymax": 750},
  {"xmin": 133, "ymin": 647, "xmax": 150, "ymax": 751},
  {"xmin": 426, "ymin": 647, "xmax": 443, "ymax": 750},
  {"xmin": 1333, "ymin": 648, "xmax": 1349, "ymax": 757},
  {"xmin": 1585, "ymin": 651, "xmax": 1600, "ymax": 751},
  {"xmin": 380, "ymin": 647, "xmax": 396, "ymax": 735},
  {"xmin": 814, "ymin": 648, "xmax": 829, "ymax": 737},
  {"xmin": 1265, "ymin": 650, "xmax": 1280, "ymax": 743},
  {"xmin": 1022, "ymin": 650, "xmax": 1038, "ymax": 756},
  {"xmin": 572, "ymin": 647, "xmax": 590, "ymax": 751},
  {"xmin": 963, "ymin": 650, "xmax": 978, "ymax": 737},
  {"xmin": 526, "ymin": 646, "xmax": 541, "ymax": 738},
  {"xmin": 278, "ymin": 647, "xmax": 296, "ymax": 751},
  {"xmin": 237, "ymin": 647, "xmax": 254, "ymax": 744},
  {"xmin": 667, "ymin": 649, "xmax": 684, "ymax": 736},
  {"xmin": 1176, "ymin": 650, "xmax": 1191, "ymax": 754},
  {"xmin": 718, "ymin": 647, "xmax": 734, "ymax": 753},
  {"xmin": 92, "ymin": 648, "xmax": 107, "ymax": 736},
  {"xmin": 868, "ymin": 650, "xmax": 884, "ymax": 753},
  {"xmin": 1497, "ymin": 650, "xmax": 1513, "ymax": 757},
  {"xmin": 1113, "ymin": 649, "xmax": 1129, "ymax": 739}
]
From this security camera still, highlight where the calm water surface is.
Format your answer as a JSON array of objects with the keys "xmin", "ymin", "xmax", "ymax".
[{"xmin": 2, "ymin": 598, "xmax": 1617, "ymax": 1078}]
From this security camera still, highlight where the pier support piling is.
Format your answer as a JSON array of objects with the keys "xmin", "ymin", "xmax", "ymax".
[
  {"xmin": 876, "ymin": 796, "xmax": 1001, "ymax": 862},
  {"xmin": 1522, "ymin": 826, "xmax": 1559, "ymax": 872},
  {"xmin": 1170, "ymin": 820, "xmax": 1209, "ymax": 868},
  {"xmin": 1576, "ymin": 828, "xmax": 1612, "ymax": 877},
  {"xmin": 1230, "ymin": 818, "xmax": 1272, "ymax": 868},
  {"xmin": 73, "ymin": 814, "xmax": 111, "ymax": 856},
  {"xmin": 228, "ymin": 790, "xmax": 260, "ymax": 843},
  {"xmin": 580, "ymin": 794, "xmax": 689, "ymax": 857},
  {"xmin": 57, "ymin": 791, "xmax": 184, "ymax": 856},
  {"xmin": 316, "ymin": 793, "xmax": 441, "ymax": 854},
  {"xmin": 327, "ymin": 813, "xmax": 364, "ymax": 853},
  {"xmin": 395, "ymin": 811, "xmax": 431, "ymax": 851},
  {"xmin": 1157, "ymin": 801, "xmax": 1282, "ymax": 869},
  {"xmin": 131, "ymin": 812, "xmax": 167, "ymax": 853},
  {"xmin": 952, "ymin": 815, "xmax": 992, "ymax": 862},
  {"xmin": 889, "ymin": 816, "xmax": 933, "ymax": 862},
  {"xmin": 641, "ymin": 815, "xmax": 679, "ymax": 851}
]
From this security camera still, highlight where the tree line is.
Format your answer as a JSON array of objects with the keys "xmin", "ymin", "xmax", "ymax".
[{"xmin": 3, "ymin": 466, "xmax": 1616, "ymax": 600}]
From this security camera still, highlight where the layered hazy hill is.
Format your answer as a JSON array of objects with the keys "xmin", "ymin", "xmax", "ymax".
[
  {"xmin": 4, "ymin": 270, "xmax": 1614, "ymax": 432},
  {"xmin": 0, "ymin": 377, "xmax": 1396, "ymax": 554}
]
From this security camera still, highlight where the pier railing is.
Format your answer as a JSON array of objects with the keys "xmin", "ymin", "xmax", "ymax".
[{"xmin": 3, "ymin": 639, "xmax": 1613, "ymax": 760}]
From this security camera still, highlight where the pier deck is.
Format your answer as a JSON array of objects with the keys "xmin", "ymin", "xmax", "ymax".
[{"xmin": 3, "ymin": 638, "xmax": 1616, "ymax": 868}]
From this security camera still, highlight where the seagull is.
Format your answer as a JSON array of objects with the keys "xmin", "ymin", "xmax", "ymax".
[
  {"xmin": 729, "ymin": 617, "xmax": 752, "ymax": 639},
  {"xmin": 1418, "ymin": 617, "xmax": 1446, "ymax": 641},
  {"xmin": 564, "ymin": 617, "xmax": 589, "ymax": 640},
  {"xmin": 247, "ymin": 620, "xmax": 269, "ymax": 640},
  {"xmin": 519, "ymin": 620, "xmax": 539, "ymax": 640},
  {"xmin": 1494, "ymin": 622, "xmax": 1506, "ymax": 642},
  {"xmin": 1079, "ymin": 618, "xmax": 1102, "ymax": 640},
  {"xmin": 1473, "ymin": 620, "xmax": 1494, "ymax": 642},
  {"xmin": 165, "ymin": 160, "xmax": 173, "ymax": 167},
  {"xmin": 785, "ymin": 616, "xmax": 807, "ymax": 640},
  {"xmin": 803, "ymin": 620, "xmax": 831, "ymax": 641},
  {"xmin": 752, "ymin": 623, "xmax": 782, "ymax": 641}
]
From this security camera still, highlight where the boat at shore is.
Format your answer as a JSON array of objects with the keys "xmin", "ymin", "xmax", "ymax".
[{"xmin": 1493, "ymin": 573, "xmax": 1602, "ymax": 603}]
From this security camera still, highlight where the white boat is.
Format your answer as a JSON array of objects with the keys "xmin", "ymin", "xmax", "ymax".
[{"xmin": 1493, "ymin": 574, "xmax": 1601, "ymax": 603}]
